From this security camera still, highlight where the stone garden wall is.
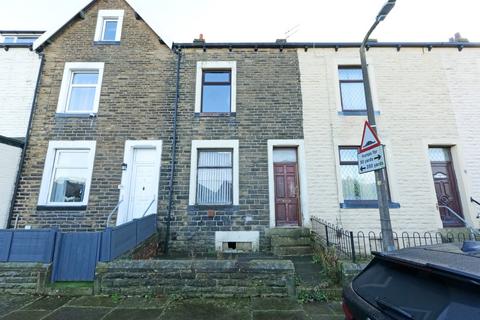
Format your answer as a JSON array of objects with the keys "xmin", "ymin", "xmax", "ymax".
[
  {"xmin": 95, "ymin": 259, "xmax": 295, "ymax": 298},
  {"xmin": 0, "ymin": 263, "xmax": 51, "ymax": 294}
]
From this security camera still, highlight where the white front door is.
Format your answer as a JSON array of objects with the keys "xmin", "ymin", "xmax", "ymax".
[
  {"xmin": 127, "ymin": 148, "xmax": 156, "ymax": 221},
  {"xmin": 117, "ymin": 140, "xmax": 163, "ymax": 226}
]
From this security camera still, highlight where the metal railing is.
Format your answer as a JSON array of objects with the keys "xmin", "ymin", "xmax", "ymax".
[
  {"xmin": 106, "ymin": 199, "xmax": 123, "ymax": 227},
  {"xmin": 311, "ymin": 217, "xmax": 480, "ymax": 263},
  {"xmin": 142, "ymin": 198, "xmax": 156, "ymax": 217}
]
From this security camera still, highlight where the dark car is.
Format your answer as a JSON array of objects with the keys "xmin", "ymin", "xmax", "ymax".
[{"xmin": 342, "ymin": 241, "xmax": 480, "ymax": 320}]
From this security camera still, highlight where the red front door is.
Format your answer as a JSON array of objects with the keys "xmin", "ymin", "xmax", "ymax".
[{"xmin": 274, "ymin": 162, "xmax": 300, "ymax": 226}]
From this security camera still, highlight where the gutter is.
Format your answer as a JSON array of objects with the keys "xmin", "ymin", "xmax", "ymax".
[
  {"xmin": 7, "ymin": 51, "xmax": 45, "ymax": 228},
  {"xmin": 173, "ymin": 41, "xmax": 480, "ymax": 50},
  {"xmin": 164, "ymin": 47, "xmax": 182, "ymax": 255},
  {"xmin": 1, "ymin": 44, "xmax": 33, "ymax": 50}
]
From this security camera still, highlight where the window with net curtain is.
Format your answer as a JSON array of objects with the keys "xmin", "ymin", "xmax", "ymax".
[
  {"xmin": 339, "ymin": 147, "xmax": 381, "ymax": 202},
  {"xmin": 338, "ymin": 66, "xmax": 367, "ymax": 111},
  {"xmin": 196, "ymin": 150, "xmax": 233, "ymax": 205},
  {"xmin": 67, "ymin": 71, "xmax": 99, "ymax": 112},
  {"xmin": 49, "ymin": 150, "xmax": 90, "ymax": 203}
]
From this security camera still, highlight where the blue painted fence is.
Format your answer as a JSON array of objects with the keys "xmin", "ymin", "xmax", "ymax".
[
  {"xmin": 0, "ymin": 229, "xmax": 56, "ymax": 263},
  {"xmin": 0, "ymin": 214, "xmax": 157, "ymax": 282}
]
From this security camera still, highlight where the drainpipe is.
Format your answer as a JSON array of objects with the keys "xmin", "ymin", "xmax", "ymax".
[
  {"xmin": 7, "ymin": 50, "xmax": 45, "ymax": 228},
  {"xmin": 164, "ymin": 46, "xmax": 182, "ymax": 255}
]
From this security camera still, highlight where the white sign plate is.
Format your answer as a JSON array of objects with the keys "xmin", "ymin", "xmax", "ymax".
[{"xmin": 358, "ymin": 145, "xmax": 385, "ymax": 174}]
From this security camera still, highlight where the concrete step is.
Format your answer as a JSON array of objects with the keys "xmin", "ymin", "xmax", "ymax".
[
  {"xmin": 271, "ymin": 235, "xmax": 312, "ymax": 247},
  {"xmin": 266, "ymin": 227, "xmax": 311, "ymax": 239},
  {"xmin": 272, "ymin": 245, "xmax": 312, "ymax": 257}
]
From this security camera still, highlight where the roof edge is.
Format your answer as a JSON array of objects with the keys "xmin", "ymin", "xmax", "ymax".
[
  {"xmin": 173, "ymin": 41, "xmax": 480, "ymax": 49},
  {"xmin": 0, "ymin": 30, "xmax": 45, "ymax": 34},
  {"xmin": 0, "ymin": 44, "xmax": 33, "ymax": 49}
]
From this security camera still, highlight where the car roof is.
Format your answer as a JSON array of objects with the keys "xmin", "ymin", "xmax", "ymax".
[{"xmin": 373, "ymin": 243, "xmax": 480, "ymax": 281}]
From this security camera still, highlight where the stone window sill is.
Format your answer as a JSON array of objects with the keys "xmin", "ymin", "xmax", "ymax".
[
  {"xmin": 36, "ymin": 205, "xmax": 87, "ymax": 211},
  {"xmin": 93, "ymin": 41, "xmax": 121, "ymax": 45},
  {"xmin": 188, "ymin": 205, "xmax": 239, "ymax": 210},
  {"xmin": 55, "ymin": 113, "xmax": 97, "ymax": 118},
  {"xmin": 337, "ymin": 111, "xmax": 381, "ymax": 116},
  {"xmin": 194, "ymin": 112, "xmax": 236, "ymax": 118},
  {"xmin": 340, "ymin": 201, "xmax": 400, "ymax": 209}
]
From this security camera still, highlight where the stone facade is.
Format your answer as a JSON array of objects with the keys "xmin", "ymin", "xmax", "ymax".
[
  {"xmin": 298, "ymin": 47, "xmax": 480, "ymax": 233},
  {"xmin": 11, "ymin": 0, "xmax": 305, "ymax": 255},
  {"xmin": 12, "ymin": 0, "xmax": 176, "ymax": 231},
  {"xmin": 167, "ymin": 47, "xmax": 304, "ymax": 253},
  {"xmin": 95, "ymin": 259, "xmax": 295, "ymax": 297}
]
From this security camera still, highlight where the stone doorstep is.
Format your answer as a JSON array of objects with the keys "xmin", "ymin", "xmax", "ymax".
[
  {"xmin": 270, "ymin": 236, "xmax": 312, "ymax": 247},
  {"xmin": 272, "ymin": 246, "xmax": 313, "ymax": 257},
  {"xmin": 266, "ymin": 227, "xmax": 311, "ymax": 239}
]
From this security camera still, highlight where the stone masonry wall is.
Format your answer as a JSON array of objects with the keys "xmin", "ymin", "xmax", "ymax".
[
  {"xmin": 166, "ymin": 48, "xmax": 304, "ymax": 253},
  {"xmin": 12, "ymin": 0, "xmax": 176, "ymax": 231},
  {"xmin": 95, "ymin": 259, "xmax": 295, "ymax": 297},
  {"xmin": 0, "ymin": 263, "xmax": 51, "ymax": 294}
]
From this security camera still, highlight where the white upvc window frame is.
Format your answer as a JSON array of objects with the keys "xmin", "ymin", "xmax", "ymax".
[
  {"xmin": 56, "ymin": 62, "xmax": 104, "ymax": 115},
  {"xmin": 94, "ymin": 10, "xmax": 124, "ymax": 42},
  {"xmin": 195, "ymin": 61, "xmax": 237, "ymax": 113},
  {"xmin": 38, "ymin": 141, "xmax": 96, "ymax": 207},
  {"xmin": 189, "ymin": 140, "xmax": 239, "ymax": 205}
]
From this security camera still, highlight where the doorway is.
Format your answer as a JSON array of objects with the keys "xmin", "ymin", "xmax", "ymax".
[
  {"xmin": 429, "ymin": 147, "xmax": 464, "ymax": 227},
  {"xmin": 118, "ymin": 140, "xmax": 162, "ymax": 225},
  {"xmin": 273, "ymin": 148, "xmax": 300, "ymax": 226}
]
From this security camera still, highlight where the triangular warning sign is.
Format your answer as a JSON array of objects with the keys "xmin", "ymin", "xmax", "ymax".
[{"xmin": 359, "ymin": 121, "xmax": 381, "ymax": 153}]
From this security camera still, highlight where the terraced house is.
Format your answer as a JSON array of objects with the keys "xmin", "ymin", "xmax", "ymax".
[
  {"xmin": 298, "ymin": 43, "xmax": 480, "ymax": 236},
  {"xmin": 10, "ymin": 0, "xmax": 309, "ymax": 255},
  {"xmin": 8, "ymin": 0, "xmax": 480, "ymax": 257}
]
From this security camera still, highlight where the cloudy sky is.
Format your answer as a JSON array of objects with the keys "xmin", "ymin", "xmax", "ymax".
[{"xmin": 0, "ymin": 0, "xmax": 479, "ymax": 44}]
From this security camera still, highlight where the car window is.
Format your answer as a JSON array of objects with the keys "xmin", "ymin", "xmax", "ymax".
[{"xmin": 352, "ymin": 259, "xmax": 480, "ymax": 320}]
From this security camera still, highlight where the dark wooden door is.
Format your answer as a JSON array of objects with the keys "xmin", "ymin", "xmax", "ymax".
[
  {"xmin": 274, "ymin": 163, "xmax": 300, "ymax": 226},
  {"xmin": 431, "ymin": 162, "xmax": 464, "ymax": 227}
]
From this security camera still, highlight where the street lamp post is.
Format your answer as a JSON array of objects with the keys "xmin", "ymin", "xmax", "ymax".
[{"xmin": 360, "ymin": 0, "xmax": 396, "ymax": 252}]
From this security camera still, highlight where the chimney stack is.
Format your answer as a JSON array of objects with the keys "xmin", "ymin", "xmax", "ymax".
[
  {"xmin": 449, "ymin": 32, "xmax": 469, "ymax": 43},
  {"xmin": 194, "ymin": 33, "xmax": 205, "ymax": 44}
]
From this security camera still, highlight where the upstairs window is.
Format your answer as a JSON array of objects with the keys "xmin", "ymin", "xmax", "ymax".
[
  {"xmin": 102, "ymin": 18, "xmax": 118, "ymax": 41},
  {"xmin": 195, "ymin": 61, "xmax": 237, "ymax": 114},
  {"xmin": 57, "ymin": 62, "xmax": 104, "ymax": 115},
  {"xmin": 202, "ymin": 70, "xmax": 231, "ymax": 113},
  {"xmin": 94, "ymin": 10, "xmax": 124, "ymax": 42},
  {"xmin": 1, "ymin": 35, "xmax": 39, "ymax": 44},
  {"xmin": 338, "ymin": 66, "xmax": 367, "ymax": 111}
]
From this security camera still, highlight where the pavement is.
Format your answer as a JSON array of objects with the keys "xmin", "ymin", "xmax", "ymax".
[{"xmin": 0, "ymin": 294, "xmax": 344, "ymax": 320}]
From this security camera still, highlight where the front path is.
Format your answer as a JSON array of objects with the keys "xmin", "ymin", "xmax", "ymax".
[{"xmin": 0, "ymin": 295, "xmax": 343, "ymax": 320}]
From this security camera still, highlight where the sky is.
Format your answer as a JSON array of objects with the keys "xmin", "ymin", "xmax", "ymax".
[{"xmin": 0, "ymin": 0, "xmax": 479, "ymax": 44}]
